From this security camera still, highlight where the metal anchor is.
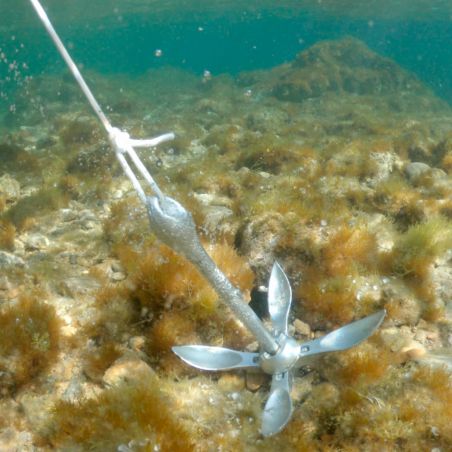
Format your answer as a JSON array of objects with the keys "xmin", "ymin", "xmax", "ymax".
[
  {"xmin": 147, "ymin": 195, "xmax": 386, "ymax": 436},
  {"xmin": 30, "ymin": 0, "xmax": 386, "ymax": 437}
]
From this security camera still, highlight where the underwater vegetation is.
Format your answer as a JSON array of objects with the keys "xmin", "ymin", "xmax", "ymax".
[
  {"xmin": 269, "ymin": 37, "xmax": 433, "ymax": 103},
  {"xmin": 390, "ymin": 216, "xmax": 452, "ymax": 280},
  {"xmin": 37, "ymin": 367, "xmax": 195, "ymax": 451},
  {"xmin": 295, "ymin": 225, "xmax": 380, "ymax": 328},
  {"xmin": 0, "ymin": 219, "xmax": 16, "ymax": 250},
  {"xmin": 0, "ymin": 35, "xmax": 451, "ymax": 450},
  {"xmin": 90, "ymin": 217, "xmax": 255, "ymax": 374},
  {"xmin": 387, "ymin": 216, "xmax": 452, "ymax": 319},
  {"xmin": 0, "ymin": 292, "xmax": 61, "ymax": 396}
]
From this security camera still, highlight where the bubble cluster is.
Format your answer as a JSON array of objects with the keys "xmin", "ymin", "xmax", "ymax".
[{"xmin": 0, "ymin": 37, "xmax": 33, "ymax": 117}]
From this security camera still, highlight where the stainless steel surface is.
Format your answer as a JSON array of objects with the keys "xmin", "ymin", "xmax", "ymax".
[
  {"xmin": 261, "ymin": 372, "xmax": 293, "ymax": 436},
  {"xmin": 146, "ymin": 195, "xmax": 279, "ymax": 355},
  {"xmin": 268, "ymin": 262, "xmax": 292, "ymax": 335},
  {"xmin": 297, "ymin": 310, "xmax": 386, "ymax": 364},
  {"xmin": 171, "ymin": 261, "xmax": 386, "ymax": 437},
  {"xmin": 261, "ymin": 262, "xmax": 296, "ymax": 435},
  {"xmin": 259, "ymin": 334, "xmax": 300, "ymax": 375},
  {"xmin": 172, "ymin": 345, "xmax": 259, "ymax": 370}
]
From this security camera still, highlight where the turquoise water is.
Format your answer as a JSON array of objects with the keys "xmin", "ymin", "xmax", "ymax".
[{"xmin": 1, "ymin": 0, "xmax": 452, "ymax": 116}]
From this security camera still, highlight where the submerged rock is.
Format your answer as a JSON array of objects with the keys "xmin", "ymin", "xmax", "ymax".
[
  {"xmin": 0, "ymin": 251, "xmax": 25, "ymax": 268},
  {"xmin": 271, "ymin": 37, "xmax": 435, "ymax": 102},
  {"xmin": 404, "ymin": 161, "xmax": 432, "ymax": 180},
  {"xmin": 23, "ymin": 233, "xmax": 50, "ymax": 251},
  {"xmin": 0, "ymin": 174, "xmax": 20, "ymax": 202},
  {"xmin": 240, "ymin": 37, "xmax": 448, "ymax": 114}
]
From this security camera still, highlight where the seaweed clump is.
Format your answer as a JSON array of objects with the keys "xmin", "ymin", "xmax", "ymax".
[
  {"xmin": 81, "ymin": 342, "xmax": 123, "ymax": 383},
  {"xmin": 386, "ymin": 216, "xmax": 452, "ymax": 318},
  {"xmin": 390, "ymin": 216, "xmax": 452, "ymax": 279},
  {"xmin": 4, "ymin": 187, "xmax": 68, "ymax": 230},
  {"xmin": 270, "ymin": 37, "xmax": 434, "ymax": 103},
  {"xmin": 117, "ymin": 241, "xmax": 255, "ymax": 372},
  {"xmin": 271, "ymin": 359, "xmax": 452, "ymax": 451},
  {"xmin": 0, "ymin": 293, "xmax": 61, "ymax": 396},
  {"xmin": 90, "ymin": 199, "xmax": 255, "ymax": 373},
  {"xmin": 121, "ymin": 242, "xmax": 254, "ymax": 317},
  {"xmin": 297, "ymin": 225, "xmax": 379, "ymax": 327},
  {"xmin": 0, "ymin": 219, "xmax": 16, "ymax": 250},
  {"xmin": 37, "ymin": 369, "xmax": 194, "ymax": 451}
]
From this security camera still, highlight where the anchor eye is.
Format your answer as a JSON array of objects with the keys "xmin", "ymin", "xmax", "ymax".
[{"xmin": 259, "ymin": 335, "xmax": 301, "ymax": 375}]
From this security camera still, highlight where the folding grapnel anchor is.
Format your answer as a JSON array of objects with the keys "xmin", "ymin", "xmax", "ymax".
[{"xmin": 30, "ymin": 0, "xmax": 386, "ymax": 436}]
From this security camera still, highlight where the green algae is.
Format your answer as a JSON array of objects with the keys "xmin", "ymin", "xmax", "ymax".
[{"xmin": 391, "ymin": 216, "xmax": 452, "ymax": 278}]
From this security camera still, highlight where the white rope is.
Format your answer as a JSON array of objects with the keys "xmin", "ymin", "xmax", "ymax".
[
  {"xmin": 29, "ymin": 0, "xmax": 111, "ymax": 132},
  {"xmin": 29, "ymin": 0, "xmax": 174, "ymax": 202}
]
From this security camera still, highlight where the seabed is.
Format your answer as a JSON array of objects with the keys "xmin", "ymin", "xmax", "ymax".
[{"xmin": 0, "ymin": 36, "xmax": 452, "ymax": 451}]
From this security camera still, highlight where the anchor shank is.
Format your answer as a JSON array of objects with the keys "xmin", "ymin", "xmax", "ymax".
[
  {"xmin": 192, "ymin": 249, "xmax": 279, "ymax": 355},
  {"xmin": 146, "ymin": 195, "xmax": 279, "ymax": 355}
]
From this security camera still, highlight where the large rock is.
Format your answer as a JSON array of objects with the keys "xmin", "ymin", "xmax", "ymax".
[
  {"xmin": 272, "ymin": 37, "xmax": 431, "ymax": 102},
  {"xmin": 240, "ymin": 37, "xmax": 443, "ymax": 107}
]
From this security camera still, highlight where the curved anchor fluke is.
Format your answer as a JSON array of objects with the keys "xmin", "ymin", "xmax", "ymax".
[
  {"xmin": 172, "ymin": 263, "xmax": 386, "ymax": 437},
  {"xmin": 261, "ymin": 371, "xmax": 293, "ymax": 436},
  {"xmin": 268, "ymin": 261, "xmax": 292, "ymax": 335},
  {"xmin": 172, "ymin": 345, "xmax": 259, "ymax": 371},
  {"xmin": 260, "ymin": 263, "xmax": 295, "ymax": 436},
  {"xmin": 297, "ymin": 310, "xmax": 386, "ymax": 364}
]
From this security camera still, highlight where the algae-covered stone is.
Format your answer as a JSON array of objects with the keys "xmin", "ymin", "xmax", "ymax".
[
  {"xmin": 404, "ymin": 161, "xmax": 431, "ymax": 180},
  {"xmin": 0, "ymin": 251, "xmax": 24, "ymax": 268},
  {"xmin": 270, "ymin": 37, "xmax": 437, "ymax": 102},
  {"xmin": 23, "ymin": 233, "xmax": 50, "ymax": 251},
  {"xmin": 0, "ymin": 174, "xmax": 20, "ymax": 202},
  {"xmin": 103, "ymin": 356, "xmax": 155, "ymax": 386}
]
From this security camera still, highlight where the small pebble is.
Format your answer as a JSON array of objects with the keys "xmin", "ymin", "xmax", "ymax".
[
  {"xmin": 0, "ymin": 174, "xmax": 20, "ymax": 201},
  {"xmin": 245, "ymin": 341, "xmax": 259, "ymax": 352},
  {"xmin": 111, "ymin": 261, "xmax": 124, "ymax": 273},
  {"xmin": 24, "ymin": 233, "xmax": 49, "ymax": 251},
  {"xmin": 294, "ymin": 319, "xmax": 311, "ymax": 337},
  {"xmin": 0, "ymin": 276, "xmax": 11, "ymax": 291},
  {"xmin": 399, "ymin": 341, "xmax": 426, "ymax": 362},
  {"xmin": 110, "ymin": 272, "xmax": 126, "ymax": 281},
  {"xmin": 245, "ymin": 372, "xmax": 265, "ymax": 391},
  {"xmin": 103, "ymin": 357, "xmax": 154, "ymax": 386},
  {"xmin": 129, "ymin": 336, "xmax": 146, "ymax": 351}
]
